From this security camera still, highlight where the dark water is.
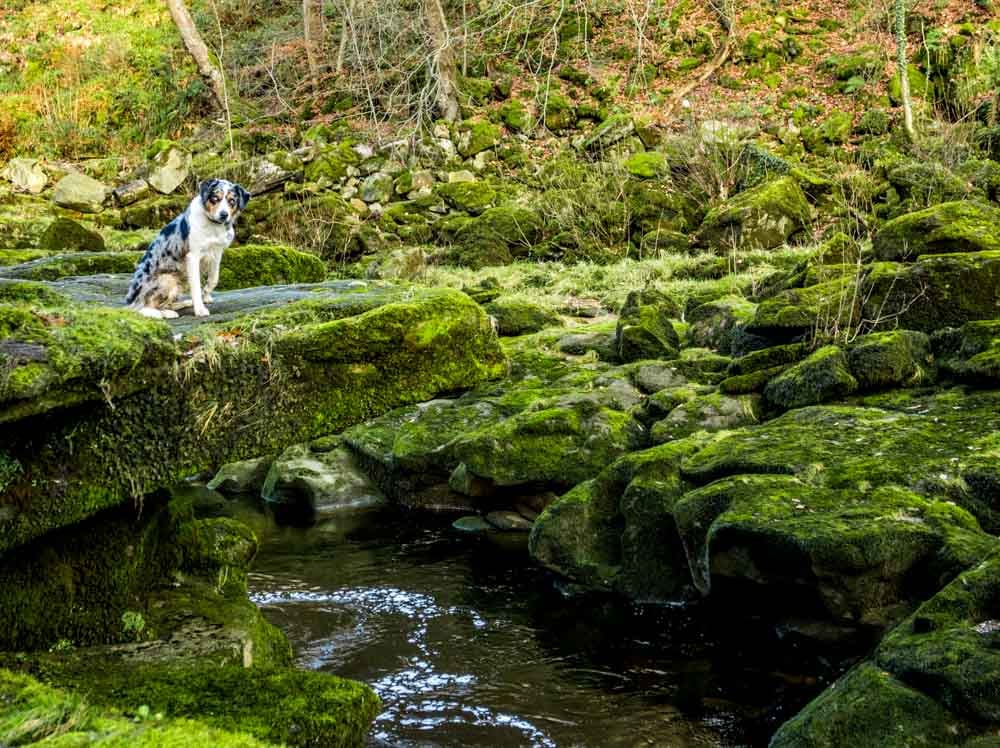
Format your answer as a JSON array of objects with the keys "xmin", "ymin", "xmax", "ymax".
[{"xmin": 247, "ymin": 508, "xmax": 837, "ymax": 748}]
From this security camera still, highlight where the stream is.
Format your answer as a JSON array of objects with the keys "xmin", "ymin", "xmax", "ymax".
[{"xmin": 247, "ymin": 507, "xmax": 842, "ymax": 747}]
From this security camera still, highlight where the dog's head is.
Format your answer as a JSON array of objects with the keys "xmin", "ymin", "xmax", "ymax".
[{"xmin": 198, "ymin": 179, "xmax": 250, "ymax": 226}]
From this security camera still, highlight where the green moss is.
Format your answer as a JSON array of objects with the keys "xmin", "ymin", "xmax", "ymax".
[
  {"xmin": 846, "ymin": 330, "xmax": 934, "ymax": 390},
  {"xmin": 303, "ymin": 141, "xmax": 361, "ymax": 183},
  {"xmin": 499, "ymin": 99, "xmax": 533, "ymax": 133},
  {"xmin": 0, "ymin": 669, "xmax": 272, "ymax": 747},
  {"xmin": 873, "ymin": 201, "xmax": 1000, "ymax": 261},
  {"xmin": 436, "ymin": 180, "xmax": 497, "ymax": 215},
  {"xmin": 483, "ymin": 296, "xmax": 561, "ymax": 336},
  {"xmin": 615, "ymin": 290, "xmax": 681, "ymax": 363},
  {"xmin": 14, "ymin": 661, "xmax": 379, "ymax": 748},
  {"xmin": 771, "ymin": 663, "xmax": 965, "ymax": 747},
  {"xmin": 0, "ymin": 249, "xmax": 52, "ymax": 266},
  {"xmin": 217, "ymin": 244, "xmax": 326, "ymax": 290},
  {"xmin": 0, "ymin": 285, "xmax": 505, "ymax": 553},
  {"xmin": 751, "ymin": 275, "xmax": 860, "ymax": 333},
  {"xmin": 457, "ymin": 119, "xmax": 502, "ymax": 157},
  {"xmin": 695, "ymin": 176, "xmax": 812, "ymax": 252},
  {"xmin": 719, "ymin": 363, "xmax": 790, "ymax": 394},
  {"xmin": 764, "ymin": 345, "xmax": 858, "ymax": 410},
  {"xmin": 889, "ymin": 63, "xmax": 929, "ymax": 105},
  {"xmin": 38, "ymin": 218, "xmax": 106, "ymax": 252},
  {"xmin": 650, "ymin": 392, "xmax": 759, "ymax": 444},
  {"xmin": 451, "ymin": 206, "xmax": 544, "ymax": 268},
  {"xmin": 540, "ymin": 92, "xmax": 576, "ymax": 132},
  {"xmin": 118, "ymin": 197, "xmax": 190, "ymax": 230},
  {"xmin": 727, "ymin": 342, "xmax": 808, "ymax": 375}
]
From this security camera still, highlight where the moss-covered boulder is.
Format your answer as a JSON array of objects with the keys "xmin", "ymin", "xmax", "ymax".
[
  {"xmin": 846, "ymin": 329, "xmax": 934, "ymax": 390},
  {"xmin": 934, "ymin": 320, "xmax": 1000, "ymax": 384},
  {"xmin": 623, "ymin": 151, "xmax": 668, "ymax": 178},
  {"xmin": 451, "ymin": 205, "xmax": 544, "ymax": 267},
  {"xmin": 303, "ymin": 141, "xmax": 361, "ymax": 183},
  {"xmin": 0, "ymin": 252, "xmax": 142, "ymax": 281},
  {"xmin": 764, "ymin": 345, "xmax": 859, "ymax": 410},
  {"xmin": 7, "ymin": 660, "xmax": 380, "ymax": 748},
  {"xmin": 118, "ymin": 196, "xmax": 190, "ymax": 229},
  {"xmin": 436, "ymin": 180, "xmax": 497, "ymax": 215},
  {"xmin": 615, "ymin": 289, "xmax": 681, "ymax": 363},
  {"xmin": 499, "ymin": 99, "xmax": 533, "ymax": 133},
  {"xmin": 451, "ymin": 395, "xmax": 644, "ymax": 493},
  {"xmin": 0, "ymin": 669, "xmax": 273, "ymax": 747},
  {"xmin": 484, "ymin": 296, "xmax": 561, "ymax": 336},
  {"xmin": 0, "ymin": 281, "xmax": 505, "ymax": 552},
  {"xmin": 579, "ymin": 113, "xmax": 635, "ymax": 152},
  {"xmin": 217, "ymin": 244, "xmax": 326, "ymax": 289},
  {"xmin": 38, "ymin": 218, "xmax": 106, "ymax": 252},
  {"xmin": 687, "ymin": 295, "xmax": 757, "ymax": 354},
  {"xmin": 750, "ymin": 275, "xmax": 860, "ymax": 336},
  {"xmin": 457, "ymin": 120, "xmax": 502, "ymax": 157},
  {"xmin": 873, "ymin": 201, "xmax": 1000, "ymax": 261},
  {"xmin": 529, "ymin": 437, "xmax": 710, "ymax": 599},
  {"xmin": 650, "ymin": 392, "xmax": 759, "ymax": 443},
  {"xmin": 695, "ymin": 176, "xmax": 812, "ymax": 252},
  {"xmin": 773, "ymin": 554, "xmax": 1000, "ymax": 746}
]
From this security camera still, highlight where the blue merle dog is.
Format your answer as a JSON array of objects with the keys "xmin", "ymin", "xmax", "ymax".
[{"xmin": 125, "ymin": 179, "xmax": 250, "ymax": 318}]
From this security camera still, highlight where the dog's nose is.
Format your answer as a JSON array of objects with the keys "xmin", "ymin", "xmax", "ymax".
[{"xmin": 219, "ymin": 211, "xmax": 229, "ymax": 221}]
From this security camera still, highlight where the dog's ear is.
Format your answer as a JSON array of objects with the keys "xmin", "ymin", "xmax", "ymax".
[
  {"xmin": 234, "ymin": 184, "xmax": 250, "ymax": 211},
  {"xmin": 199, "ymin": 179, "xmax": 219, "ymax": 204}
]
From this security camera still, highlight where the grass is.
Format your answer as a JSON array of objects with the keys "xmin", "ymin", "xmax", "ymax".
[{"xmin": 418, "ymin": 244, "xmax": 812, "ymax": 316}]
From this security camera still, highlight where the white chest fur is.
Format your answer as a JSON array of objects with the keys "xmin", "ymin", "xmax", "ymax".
[{"xmin": 186, "ymin": 197, "xmax": 235, "ymax": 256}]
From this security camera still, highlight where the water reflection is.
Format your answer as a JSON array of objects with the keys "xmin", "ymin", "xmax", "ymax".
[{"xmin": 248, "ymin": 508, "xmax": 829, "ymax": 747}]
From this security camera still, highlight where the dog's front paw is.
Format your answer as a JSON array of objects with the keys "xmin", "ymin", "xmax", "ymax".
[{"xmin": 193, "ymin": 305, "xmax": 211, "ymax": 317}]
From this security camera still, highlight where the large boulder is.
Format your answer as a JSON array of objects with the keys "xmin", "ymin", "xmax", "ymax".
[
  {"xmin": 615, "ymin": 289, "xmax": 681, "ymax": 362},
  {"xmin": 873, "ymin": 201, "xmax": 1000, "ymax": 261},
  {"xmin": 764, "ymin": 345, "xmax": 858, "ymax": 410},
  {"xmin": 52, "ymin": 172, "xmax": 109, "ymax": 213},
  {"xmin": 0, "ymin": 281, "xmax": 505, "ymax": 552},
  {"xmin": 695, "ymin": 176, "xmax": 811, "ymax": 252},
  {"xmin": 38, "ymin": 218, "xmax": 106, "ymax": 252}
]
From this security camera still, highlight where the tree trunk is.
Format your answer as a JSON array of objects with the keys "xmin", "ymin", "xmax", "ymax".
[
  {"xmin": 303, "ymin": 0, "xmax": 325, "ymax": 83},
  {"xmin": 335, "ymin": 0, "xmax": 353, "ymax": 73},
  {"xmin": 424, "ymin": 0, "xmax": 460, "ymax": 122},
  {"xmin": 165, "ymin": 0, "xmax": 228, "ymax": 110},
  {"xmin": 895, "ymin": 0, "xmax": 916, "ymax": 141}
]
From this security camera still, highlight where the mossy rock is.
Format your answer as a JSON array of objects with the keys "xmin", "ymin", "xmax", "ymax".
[
  {"xmin": 863, "ymin": 251, "xmax": 1000, "ymax": 332},
  {"xmin": 451, "ymin": 205, "xmax": 544, "ymax": 267},
  {"xmin": 484, "ymin": 296, "xmax": 561, "ymax": 336},
  {"xmin": 615, "ymin": 290, "xmax": 681, "ymax": 363},
  {"xmin": 0, "ymin": 669, "xmax": 273, "ymax": 747},
  {"xmin": 435, "ymin": 180, "xmax": 497, "ymax": 215},
  {"xmin": 764, "ymin": 345, "xmax": 858, "ymax": 410},
  {"xmin": 623, "ymin": 151, "xmax": 668, "ymax": 179},
  {"xmin": 873, "ymin": 201, "xmax": 1000, "ymax": 261},
  {"xmin": 499, "ymin": 99, "xmax": 533, "ymax": 133},
  {"xmin": 540, "ymin": 93, "xmax": 577, "ymax": 132},
  {"xmin": 818, "ymin": 110, "xmax": 852, "ymax": 144},
  {"xmin": 451, "ymin": 397, "xmax": 644, "ymax": 493},
  {"xmin": 457, "ymin": 120, "xmax": 502, "ymax": 157},
  {"xmin": 15, "ymin": 660, "xmax": 380, "ymax": 748},
  {"xmin": 218, "ymin": 244, "xmax": 326, "ymax": 289},
  {"xmin": 750, "ymin": 275, "xmax": 860, "ymax": 334},
  {"xmin": 0, "ymin": 252, "xmax": 140, "ymax": 281},
  {"xmin": 118, "ymin": 196, "xmax": 190, "ymax": 230},
  {"xmin": 887, "ymin": 162, "xmax": 974, "ymax": 214},
  {"xmin": 934, "ymin": 320, "xmax": 1000, "ymax": 384},
  {"xmin": 695, "ymin": 176, "xmax": 812, "ymax": 252},
  {"xmin": 846, "ymin": 329, "xmax": 934, "ymax": 390},
  {"xmin": 0, "ymin": 282, "xmax": 505, "ymax": 553},
  {"xmin": 38, "ymin": 218, "xmax": 106, "ymax": 252},
  {"xmin": 687, "ymin": 295, "xmax": 757, "ymax": 354},
  {"xmin": 650, "ymin": 393, "xmax": 759, "ymax": 444},
  {"xmin": 855, "ymin": 108, "xmax": 891, "ymax": 136},
  {"xmin": 579, "ymin": 113, "xmax": 635, "ymax": 152},
  {"xmin": 303, "ymin": 141, "xmax": 361, "ymax": 183}
]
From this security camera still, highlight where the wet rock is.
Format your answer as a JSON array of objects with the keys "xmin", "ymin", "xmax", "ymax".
[
  {"xmin": 261, "ymin": 443, "xmax": 387, "ymax": 522},
  {"xmin": 486, "ymin": 510, "xmax": 533, "ymax": 531},
  {"xmin": 53, "ymin": 172, "xmax": 109, "ymax": 213},
  {"xmin": 38, "ymin": 218, "xmax": 106, "ymax": 252},
  {"xmin": 207, "ymin": 456, "xmax": 273, "ymax": 495},
  {"xmin": 453, "ymin": 515, "xmax": 494, "ymax": 533},
  {"xmin": 1, "ymin": 158, "xmax": 47, "ymax": 194}
]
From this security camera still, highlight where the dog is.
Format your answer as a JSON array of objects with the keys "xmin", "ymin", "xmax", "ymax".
[{"xmin": 125, "ymin": 178, "xmax": 250, "ymax": 318}]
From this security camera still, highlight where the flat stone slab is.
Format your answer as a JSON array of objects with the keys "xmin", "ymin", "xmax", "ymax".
[{"xmin": 0, "ymin": 278, "xmax": 504, "ymax": 554}]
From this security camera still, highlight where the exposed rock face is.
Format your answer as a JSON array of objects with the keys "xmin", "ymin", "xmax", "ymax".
[
  {"xmin": 0, "ymin": 280, "xmax": 505, "ymax": 552},
  {"xmin": 52, "ymin": 172, "xmax": 109, "ymax": 213}
]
